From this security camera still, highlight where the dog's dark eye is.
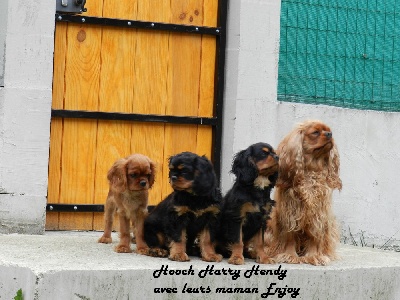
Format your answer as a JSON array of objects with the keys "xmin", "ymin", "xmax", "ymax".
[
  {"xmin": 180, "ymin": 168, "xmax": 190, "ymax": 176},
  {"xmin": 129, "ymin": 173, "xmax": 138, "ymax": 178},
  {"xmin": 312, "ymin": 131, "xmax": 320, "ymax": 136}
]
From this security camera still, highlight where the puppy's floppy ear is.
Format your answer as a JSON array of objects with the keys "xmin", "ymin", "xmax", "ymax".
[
  {"xmin": 192, "ymin": 155, "xmax": 217, "ymax": 196},
  {"xmin": 276, "ymin": 127, "xmax": 305, "ymax": 188},
  {"xmin": 231, "ymin": 148, "xmax": 258, "ymax": 185},
  {"xmin": 327, "ymin": 143, "xmax": 342, "ymax": 190},
  {"xmin": 148, "ymin": 158, "xmax": 156, "ymax": 188},
  {"xmin": 107, "ymin": 158, "xmax": 128, "ymax": 193}
]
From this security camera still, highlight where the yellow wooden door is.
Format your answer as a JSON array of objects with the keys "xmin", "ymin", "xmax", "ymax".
[{"xmin": 46, "ymin": 0, "xmax": 226, "ymax": 230}]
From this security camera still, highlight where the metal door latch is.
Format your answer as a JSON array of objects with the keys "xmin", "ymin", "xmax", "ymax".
[{"xmin": 56, "ymin": 0, "xmax": 87, "ymax": 14}]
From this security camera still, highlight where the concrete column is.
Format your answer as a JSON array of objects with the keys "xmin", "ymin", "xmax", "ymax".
[{"xmin": 0, "ymin": 0, "xmax": 55, "ymax": 234}]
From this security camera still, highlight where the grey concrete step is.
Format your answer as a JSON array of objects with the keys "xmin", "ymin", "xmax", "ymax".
[{"xmin": 0, "ymin": 231, "xmax": 399, "ymax": 300}]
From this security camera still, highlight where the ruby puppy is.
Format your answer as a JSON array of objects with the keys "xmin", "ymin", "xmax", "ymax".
[{"xmin": 98, "ymin": 153, "xmax": 155, "ymax": 254}]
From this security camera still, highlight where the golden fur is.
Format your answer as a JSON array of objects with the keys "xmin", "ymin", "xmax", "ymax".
[
  {"xmin": 98, "ymin": 153, "xmax": 155, "ymax": 254},
  {"xmin": 265, "ymin": 120, "xmax": 342, "ymax": 265}
]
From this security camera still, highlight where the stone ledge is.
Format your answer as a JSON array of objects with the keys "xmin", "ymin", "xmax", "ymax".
[{"xmin": 0, "ymin": 231, "xmax": 399, "ymax": 300}]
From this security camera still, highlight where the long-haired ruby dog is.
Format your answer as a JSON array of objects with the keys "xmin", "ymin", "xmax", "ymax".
[
  {"xmin": 218, "ymin": 142, "xmax": 279, "ymax": 265},
  {"xmin": 143, "ymin": 152, "xmax": 222, "ymax": 262},
  {"xmin": 98, "ymin": 153, "xmax": 155, "ymax": 254},
  {"xmin": 265, "ymin": 120, "xmax": 342, "ymax": 265}
]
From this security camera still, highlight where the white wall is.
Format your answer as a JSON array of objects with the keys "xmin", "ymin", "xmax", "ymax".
[
  {"xmin": 222, "ymin": 0, "xmax": 400, "ymax": 248},
  {"xmin": 0, "ymin": 0, "xmax": 7, "ymax": 86},
  {"xmin": 0, "ymin": 0, "xmax": 55, "ymax": 234}
]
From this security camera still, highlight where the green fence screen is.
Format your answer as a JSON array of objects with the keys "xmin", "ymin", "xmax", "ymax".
[{"xmin": 278, "ymin": 0, "xmax": 400, "ymax": 111}]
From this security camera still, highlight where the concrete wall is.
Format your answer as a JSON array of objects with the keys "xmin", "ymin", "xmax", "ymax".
[
  {"xmin": 0, "ymin": 0, "xmax": 55, "ymax": 234},
  {"xmin": 0, "ymin": 0, "xmax": 7, "ymax": 86},
  {"xmin": 221, "ymin": 0, "xmax": 400, "ymax": 248},
  {"xmin": 1, "ymin": 0, "xmax": 399, "ymax": 248}
]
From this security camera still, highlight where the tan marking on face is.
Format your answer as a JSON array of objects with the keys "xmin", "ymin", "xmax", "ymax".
[
  {"xmin": 262, "ymin": 147, "xmax": 270, "ymax": 153},
  {"xmin": 170, "ymin": 178, "xmax": 193, "ymax": 191},
  {"xmin": 256, "ymin": 155, "xmax": 279, "ymax": 177}
]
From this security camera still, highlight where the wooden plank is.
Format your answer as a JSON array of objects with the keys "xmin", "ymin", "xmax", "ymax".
[
  {"xmin": 93, "ymin": 1, "xmax": 138, "ymax": 230},
  {"xmin": 59, "ymin": 120, "xmax": 97, "ymax": 230},
  {"xmin": 49, "ymin": 0, "xmax": 104, "ymax": 230},
  {"xmin": 196, "ymin": 0, "xmax": 218, "ymax": 162},
  {"xmin": 204, "ymin": 0, "xmax": 218, "ymax": 27},
  {"xmin": 168, "ymin": 0, "xmax": 204, "ymax": 118},
  {"xmin": 199, "ymin": 0, "xmax": 218, "ymax": 118},
  {"xmin": 131, "ymin": 1, "xmax": 171, "ymax": 205},
  {"xmin": 46, "ymin": 22, "xmax": 68, "ymax": 230},
  {"xmin": 137, "ymin": 0, "xmax": 170, "ymax": 23},
  {"xmin": 196, "ymin": 126, "xmax": 213, "ymax": 161},
  {"xmin": 58, "ymin": 17, "xmax": 103, "ymax": 230},
  {"xmin": 81, "ymin": 0, "xmax": 104, "ymax": 17}
]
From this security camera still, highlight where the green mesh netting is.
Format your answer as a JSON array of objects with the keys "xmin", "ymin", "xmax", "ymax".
[{"xmin": 278, "ymin": 0, "xmax": 400, "ymax": 111}]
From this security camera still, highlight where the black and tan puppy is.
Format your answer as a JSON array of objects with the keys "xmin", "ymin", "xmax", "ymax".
[
  {"xmin": 218, "ymin": 142, "xmax": 279, "ymax": 264},
  {"xmin": 143, "ymin": 152, "xmax": 222, "ymax": 262}
]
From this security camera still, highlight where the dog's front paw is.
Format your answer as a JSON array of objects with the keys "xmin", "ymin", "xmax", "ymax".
[
  {"xmin": 135, "ymin": 247, "xmax": 150, "ymax": 255},
  {"xmin": 275, "ymin": 253, "xmax": 301, "ymax": 264},
  {"xmin": 169, "ymin": 252, "xmax": 190, "ymax": 262},
  {"xmin": 301, "ymin": 255, "xmax": 330, "ymax": 266},
  {"xmin": 256, "ymin": 252, "xmax": 275, "ymax": 264},
  {"xmin": 98, "ymin": 236, "xmax": 112, "ymax": 244},
  {"xmin": 202, "ymin": 253, "xmax": 223, "ymax": 262},
  {"xmin": 148, "ymin": 247, "xmax": 169, "ymax": 257},
  {"xmin": 228, "ymin": 255, "xmax": 245, "ymax": 265},
  {"xmin": 114, "ymin": 244, "xmax": 132, "ymax": 253}
]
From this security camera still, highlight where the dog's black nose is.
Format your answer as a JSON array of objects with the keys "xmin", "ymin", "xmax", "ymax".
[
  {"xmin": 140, "ymin": 180, "xmax": 147, "ymax": 187},
  {"xmin": 325, "ymin": 132, "xmax": 332, "ymax": 138},
  {"xmin": 170, "ymin": 175, "xmax": 178, "ymax": 182}
]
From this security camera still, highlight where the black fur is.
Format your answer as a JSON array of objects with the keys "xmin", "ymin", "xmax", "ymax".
[
  {"xmin": 218, "ymin": 142, "xmax": 279, "ymax": 261},
  {"xmin": 144, "ymin": 152, "xmax": 221, "ymax": 260}
]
